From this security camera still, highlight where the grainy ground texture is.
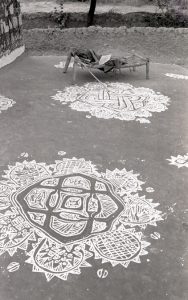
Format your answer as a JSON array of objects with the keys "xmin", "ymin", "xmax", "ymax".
[
  {"xmin": 20, "ymin": 0, "xmax": 160, "ymax": 14},
  {"xmin": 0, "ymin": 54, "xmax": 188, "ymax": 300},
  {"xmin": 0, "ymin": 1, "xmax": 188, "ymax": 300}
]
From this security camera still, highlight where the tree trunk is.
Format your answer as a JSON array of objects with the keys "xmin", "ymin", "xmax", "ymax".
[{"xmin": 87, "ymin": 0, "xmax": 97, "ymax": 27}]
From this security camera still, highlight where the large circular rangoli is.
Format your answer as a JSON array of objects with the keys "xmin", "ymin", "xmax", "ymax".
[
  {"xmin": 0, "ymin": 155, "xmax": 162, "ymax": 281},
  {"xmin": 52, "ymin": 82, "xmax": 170, "ymax": 123}
]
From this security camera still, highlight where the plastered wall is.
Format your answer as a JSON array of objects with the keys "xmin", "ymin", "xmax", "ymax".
[{"xmin": 0, "ymin": 0, "xmax": 24, "ymax": 69}]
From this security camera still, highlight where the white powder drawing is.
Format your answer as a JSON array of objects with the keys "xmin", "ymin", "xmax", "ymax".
[
  {"xmin": 20, "ymin": 152, "xmax": 29, "ymax": 158},
  {"xmin": 0, "ymin": 155, "xmax": 163, "ymax": 281},
  {"xmin": 97, "ymin": 269, "xmax": 108, "ymax": 278},
  {"xmin": 55, "ymin": 61, "xmax": 74, "ymax": 69},
  {"xmin": 165, "ymin": 73, "xmax": 188, "ymax": 80},
  {"xmin": 146, "ymin": 187, "xmax": 155, "ymax": 193},
  {"xmin": 167, "ymin": 153, "xmax": 188, "ymax": 168},
  {"xmin": 0, "ymin": 95, "xmax": 15, "ymax": 113},
  {"xmin": 136, "ymin": 118, "xmax": 151, "ymax": 124},
  {"xmin": 52, "ymin": 83, "xmax": 170, "ymax": 123},
  {"xmin": 58, "ymin": 151, "xmax": 67, "ymax": 156},
  {"xmin": 7, "ymin": 262, "xmax": 20, "ymax": 272},
  {"xmin": 150, "ymin": 232, "xmax": 161, "ymax": 240}
]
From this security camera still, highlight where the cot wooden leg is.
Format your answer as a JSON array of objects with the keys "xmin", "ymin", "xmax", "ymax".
[
  {"xmin": 146, "ymin": 61, "xmax": 149, "ymax": 79},
  {"xmin": 63, "ymin": 51, "xmax": 72, "ymax": 73},
  {"xmin": 113, "ymin": 68, "xmax": 119, "ymax": 75},
  {"xmin": 114, "ymin": 59, "xmax": 121, "ymax": 74},
  {"xmin": 72, "ymin": 60, "xmax": 77, "ymax": 84}
]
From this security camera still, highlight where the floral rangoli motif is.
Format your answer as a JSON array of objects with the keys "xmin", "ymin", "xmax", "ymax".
[
  {"xmin": 0, "ymin": 156, "xmax": 163, "ymax": 281},
  {"xmin": 0, "ymin": 95, "xmax": 15, "ymax": 113},
  {"xmin": 167, "ymin": 153, "xmax": 188, "ymax": 168},
  {"xmin": 52, "ymin": 83, "xmax": 170, "ymax": 123}
]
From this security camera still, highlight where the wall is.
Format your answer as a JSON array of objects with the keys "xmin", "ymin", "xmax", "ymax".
[{"xmin": 0, "ymin": 0, "xmax": 25, "ymax": 69}]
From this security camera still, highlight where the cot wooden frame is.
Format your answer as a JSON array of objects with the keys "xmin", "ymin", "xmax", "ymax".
[{"xmin": 63, "ymin": 50, "xmax": 150, "ymax": 83}]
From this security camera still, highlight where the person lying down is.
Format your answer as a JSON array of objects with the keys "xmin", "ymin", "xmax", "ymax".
[{"xmin": 63, "ymin": 48, "xmax": 128, "ymax": 73}]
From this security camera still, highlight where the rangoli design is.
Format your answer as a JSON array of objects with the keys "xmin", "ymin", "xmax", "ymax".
[
  {"xmin": 54, "ymin": 61, "xmax": 74, "ymax": 69},
  {"xmin": 7, "ymin": 261, "xmax": 20, "ymax": 273},
  {"xmin": 0, "ymin": 156, "xmax": 162, "ymax": 281},
  {"xmin": 165, "ymin": 73, "xmax": 188, "ymax": 80},
  {"xmin": 97, "ymin": 268, "xmax": 108, "ymax": 278},
  {"xmin": 167, "ymin": 153, "xmax": 188, "ymax": 168},
  {"xmin": 0, "ymin": 95, "xmax": 15, "ymax": 113},
  {"xmin": 52, "ymin": 83, "xmax": 170, "ymax": 123}
]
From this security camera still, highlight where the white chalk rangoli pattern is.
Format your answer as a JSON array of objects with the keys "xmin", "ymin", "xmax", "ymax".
[
  {"xmin": 0, "ymin": 95, "xmax": 15, "ymax": 113},
  {"xmin": 146, "ymin": 187, "xmax": 155, "ymax": 193},
  {"xmin": 7, "ymin": 262, "xmax": 20, "ymax": 272},
  {"xmin": 97, "ymin": 268, "xmax": 108, "ymax": 278},
  {"xmin": 165, "ymin": 73, "xmax": 188, "ymax": 80},
  {"xmin": 54, "ymin": 61, "xmax": 74, "ymax": 69},
  {"xmin": 58, "ymin": 151, "xmax": 67, "ymax": 156},
  {"xmin": 167, "ymin": 153, "xmax": 188, "ymax": 168},
  {"xmin": 52, "ymin": 83, "xmax": 170, "ymax": 123},
  {"xmin": 0, "ymin": 156, "xmax": 162, "ymax": 281}
]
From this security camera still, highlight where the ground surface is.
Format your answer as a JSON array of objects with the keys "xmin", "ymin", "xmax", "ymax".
[
  {"xmin": 23, "ymin": 29, "xmax": 188, "ymax": 67},
  {"xmin": 20, "ymin": 0, "xmax": 161, "ymax": 14},
  {"xmin": 0, "ymin": 55, "xmax": 188, "ymax": 300},
  {"xmin": 20, "ymin": 0, "xmax": 188, "ymax": 14}
]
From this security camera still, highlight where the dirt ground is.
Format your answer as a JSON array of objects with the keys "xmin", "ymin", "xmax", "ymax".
[
  {"xmin": 20, "ymin": 0, "xmax": 188, "ymax": 68},
  {"xmin": 0, "ymin": 2, "xmax": 187, "ymax": 300},
  {"xmin": 23, "ymin": 26, "xmax": 188, "ymax": 69},
  {"xmin": 20, "ymin": 0, "xmax": 161, "ymax": 14},
  {"xmin": 0, "ymin": 54, "xmax": 188, "ymax": 300},
  {"xmin": 20, "ymin": 0, "xmax": 188, "ymax": 14}
]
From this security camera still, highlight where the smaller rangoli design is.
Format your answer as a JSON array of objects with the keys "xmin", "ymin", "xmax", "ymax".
[
  {"xmin": 167, "ymin": 153, "xmax": 188, "ymax": 168},
  {"xmin": 52, "ymin": 82, "xmax": 170, "ymax": 123},
  {"xmin": 165, "ymin": 73, "xmax": 188, "ymax": 80},
  {"xmin": 0, "ymin": 155, "xmax": 163, "ymax": 281},
  {"xmin": 54, "ymin": 62, "xmax": 74, "ymax": 69},
  {"xmin": 0, "ymin": 95, "xmax": 15, "ymax": 113}
]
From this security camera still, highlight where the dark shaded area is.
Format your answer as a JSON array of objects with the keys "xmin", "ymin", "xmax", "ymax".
[{"xmin": 22, "ymin": 11, "xmax": 188, "ymax": 29}]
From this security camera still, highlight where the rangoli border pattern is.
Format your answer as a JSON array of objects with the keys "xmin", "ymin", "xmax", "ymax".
[
  {"xmin": 0, "ymin": 155, "xmax": 163, "ymax": 281},
  {"xmin": 52, "ymin": 82, "xmax": 170, "ymax": 124},
  {"xmin": 167, "ymin": 153, "xmax": 188, "ymax": 168},
  {"xmin": 0, "ymin": 95, "xmax": 15, "ymax": 113}
]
